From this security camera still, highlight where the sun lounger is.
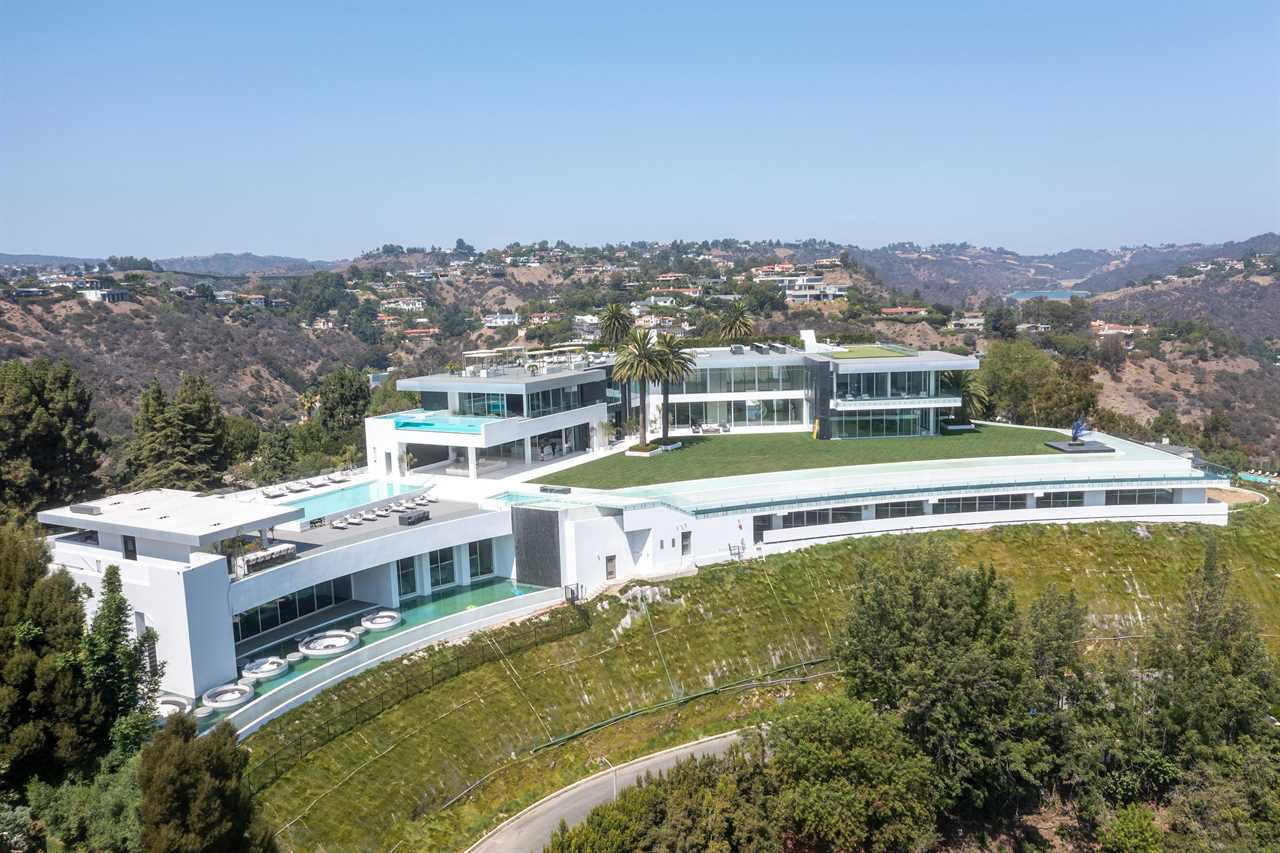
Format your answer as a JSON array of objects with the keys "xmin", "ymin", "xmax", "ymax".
[
  {"xmin": 345, "ymin": 514, "xmax": 362, "ymax": 525},
  {"xmin": 307, "ymin": 477, "xmax": 328, "ymax": 488},
  {"xmin": 330, "ymin": 519, "xmax": 347, "ymax": 530},
  {"xmin": 375, "ymin": 507, "xmax": 390, "ymax": 517},
  {"xmin": 389, "ymin": 502, "xmax": 407, "ymax": 513},
  {"xmin": 262, "ymin": 486, "xmax": 288, "ymax": 499},
  {"xmin": 327, "ymin": 472, "xmax": 348, "ymax": 483},
  {"xmin": 285, "ymin": 482, "xmax": 309, "ymax": 493},
  {"xmin": 361, "ymin": 511, "xmax": 377, "ymax": 521}
]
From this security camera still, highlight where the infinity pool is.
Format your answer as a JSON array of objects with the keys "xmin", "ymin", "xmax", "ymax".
[
  {"xmin": 284, "ymin": 480, "xmax": 421, "ymax": 520},
  {"xmin": 381, "ymin": 409, "xmax": 497, "ymax": 434}
]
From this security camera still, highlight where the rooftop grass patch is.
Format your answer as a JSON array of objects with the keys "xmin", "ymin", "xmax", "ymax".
[
  {"xmin": 250, "ymin": 497, "xmax": 1280, "ymax": 852},
  {"xmin": 829, "ymin": 344, "xmax": 914, "ymax": 358},
  {"xmin": 533, "ymin": 424, "xmax": 1063, "ymax": 490}
]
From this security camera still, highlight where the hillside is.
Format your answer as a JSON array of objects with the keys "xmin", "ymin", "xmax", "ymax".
[
  {"xmin": 158, "ymin": 252, "xmax": 331, "ymax": 276},
  {"xmin": 846, "ymin": 233, "xmax": 1280, "ymax": 307},
  {"xmin": 249, "ymin": 499, "xmax": 1280, "ymax": 852},
  {"xmin": 1093, "ymin": 260, "xmax": 1280, "ymax": 345},
  {"xmin": 0, "ymin": 293, "xmax": 370, "ymax": 435}
]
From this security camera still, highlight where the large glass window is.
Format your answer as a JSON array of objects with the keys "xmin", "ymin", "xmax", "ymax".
[
  {"xmin": 781, "ymin": 506, "xmax": 862, "ymax": 528},
  {"xmin": 1105, "ymin": 489, "xmax": 1175, "ymax": 506},
  {"xmin": 468, "ymin": 540, "xmax": 494, "ymax": 578},
  {"xmin": 933, "ymin": 494, "xmax": 1028, "ymax": 514},
  {"xmin": 429, "ymin": 547, "xmax": 456, "ymax": 588},
  {"xmin": 731, "ymin": 367, "xmax": 756, "ymax": 392},
  {"xmin": 830, "ymin": 408, "xmax": 930, "ymax": 439},
  {"xmin": 233, "ymin": 577, "xmax": 355, "ymax": 644},
  {"xmin": 527, "ymin": 384, "xmax": 589, "ymax": 418},
  {"xmin": 1039, "ymin": 491, "xmax": 1084, "ymax": 508},
  {"xmin": 874, "ymin": 501, "xmax": 926, "ymax": 519},
  {"xmin": 459, "ymin": 392, "xmax": 507, "ymax": 417},
  {"xmin": 397, "ymin": 557, "xmax": 417, "ymax": 596}
]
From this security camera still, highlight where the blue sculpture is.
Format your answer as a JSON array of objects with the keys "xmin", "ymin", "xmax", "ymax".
[{"xmin": 1071, "ymin": 417, "xmax": 1086, "ymax": 442}]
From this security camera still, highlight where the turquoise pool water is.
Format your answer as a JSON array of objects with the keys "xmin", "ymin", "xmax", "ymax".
[
  {"xmin": 380, "ymin": 409, "xmax": 497, "ymax": 434},
  {"xmin": 202, "ymin": 578, "xmax": 549, "ymax": 729},
  {"xmin": 284, "ymin": 480, "xmax": 421, "ymax": 520}
]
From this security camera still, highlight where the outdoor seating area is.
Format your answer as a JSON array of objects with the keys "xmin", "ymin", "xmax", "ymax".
[
  {"xmin": 328, "ymin": 493, "xmax": 437, "ymax": 530},
  {"xmin": 690, "ymin": 422, "xmax": 730, "ymax": 434},
  {"xmin": 259, "ymin": 470, "xmax": 353, "ymax": 499}
]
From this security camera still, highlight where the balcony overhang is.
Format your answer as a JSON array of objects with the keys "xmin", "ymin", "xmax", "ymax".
[{"xmin": 829, "ymin": 396, "xmax": 962, "ymax": 412}]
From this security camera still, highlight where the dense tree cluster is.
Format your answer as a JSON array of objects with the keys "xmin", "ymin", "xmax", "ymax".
[
  {"xmin": 548, "ymin": 538, "xmax": 1280, "ymax": 851},
  {"xmin": 0, "ymin": 359, "xmax": 105, "ymax": 517},
  {"xmin": 114, "ymin": 374, "xmax": 231, "ymax": 491}
]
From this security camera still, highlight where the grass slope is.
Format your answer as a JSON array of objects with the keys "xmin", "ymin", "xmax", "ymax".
[
  {"xmin": 251, "ymin": 496, "xmax": 1280, "ymax": 852},
  {"xmin": 533, "ymin": 424, "xmax": 1062, "ymax": 490}
]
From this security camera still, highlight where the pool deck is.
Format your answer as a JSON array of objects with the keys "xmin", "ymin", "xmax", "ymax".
[{"xmin": 271, "ymin": 498, "xmax": 486, "ymax": 554}]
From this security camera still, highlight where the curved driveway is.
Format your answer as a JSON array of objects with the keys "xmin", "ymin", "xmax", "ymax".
[{"xmin": 468, "ymin": 730, "xmax": 742, "ymax": 853}]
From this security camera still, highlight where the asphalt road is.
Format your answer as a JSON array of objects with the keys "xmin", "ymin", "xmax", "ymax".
[{"xmin": 468, "ymin": 730, "xmax": 743, "ymax": 853}]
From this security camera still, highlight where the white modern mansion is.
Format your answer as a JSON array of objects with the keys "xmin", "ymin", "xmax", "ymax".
[{"xmin": 36, "ymin": 335, "xmax": 1232, "ymax": 732}]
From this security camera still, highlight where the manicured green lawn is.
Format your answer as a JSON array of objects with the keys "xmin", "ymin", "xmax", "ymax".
[
  {"xmin": 829, "ymin": 344, "xmax": 912, "ymax": 358},
  {"xmin": 533, "ymin": 424, "xmax": 1064, "ymax": 490}
]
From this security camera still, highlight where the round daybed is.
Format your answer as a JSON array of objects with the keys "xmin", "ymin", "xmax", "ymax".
[
  {"xmin": 200, "ymin": 682, "xmax": 254, "ymax": 711},
  {"xmin": 360, "ymin": 610, "xmax": 403, "ymax": 632},
  {"xmin": 241, "ymin": 656, "xmax": 290, "ymax": 682},
  {"xmin": 297, "ymin": 629, "xmax": 359, "ymax": 659}
]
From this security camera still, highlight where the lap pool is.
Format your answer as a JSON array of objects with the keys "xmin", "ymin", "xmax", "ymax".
[{"xmin": 284, "ymin": 480, "xmax": 422, "ymax": 520}]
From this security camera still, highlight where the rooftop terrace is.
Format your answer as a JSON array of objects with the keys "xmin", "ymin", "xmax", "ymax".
[{"xmin": 532, "ymin": 425, "xmax": 1064, "ymax": 490}]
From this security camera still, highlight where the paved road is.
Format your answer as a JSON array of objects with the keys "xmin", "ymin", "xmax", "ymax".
[{"xmin": 468, "ymin": 730, "xmax": 743, "ymax": 853}]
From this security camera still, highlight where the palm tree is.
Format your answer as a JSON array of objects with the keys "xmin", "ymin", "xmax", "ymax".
[
  {"xmin": 718, "ymin": 301, "xmax": 755, "ymax": 342},
  {"xmin": 612, "ymin": 329, "xmax": 666, "ymax": 447},
  {"xmin": 599, "ymin": 303, "xmax": 633, "ymax": 347},
  {"xmin": 297, "ymin": 390, "xmax": 319, "ymax": 422},
  {"xmin": 654, "ymin": 333, "xmax": 696, "ymax": 442},
  {"xmin": 942, "ymin": 370, "xmax": 989, "ymax": 423}
]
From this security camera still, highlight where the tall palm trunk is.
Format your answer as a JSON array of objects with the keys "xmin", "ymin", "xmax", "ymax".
[
  {"xmin": 661, "ymin": 378, "xmax": 670, "ymax": 442},
  {"xmin": 638, "ymin": 384, "xmax": 649, "ymax": 446}
]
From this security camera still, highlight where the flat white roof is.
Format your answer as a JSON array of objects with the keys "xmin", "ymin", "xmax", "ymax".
[{"xmin": 38, "ymin": 489, "xmax": 304, "ymax": 547}]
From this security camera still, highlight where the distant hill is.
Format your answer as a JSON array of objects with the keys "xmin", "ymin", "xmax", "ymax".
[
  {"xmin": 158, "ymin": 252, "xmax": 331, "ymax": 275},
  {"xmin": 846, "ymin": 233, "xmax": 1280, "ymax": 306},
  {"xmin": 0, "ymin": 252, "xmax": 103, "ymax": 266},
  {"xmin": 0, "ymin": 293, "xmax": 370, "ymax": 435}
]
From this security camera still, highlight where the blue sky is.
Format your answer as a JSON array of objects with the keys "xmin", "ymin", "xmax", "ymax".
[{"xmin": 3, "ymin": 1, "xmax": 1277, "ymax": 259}]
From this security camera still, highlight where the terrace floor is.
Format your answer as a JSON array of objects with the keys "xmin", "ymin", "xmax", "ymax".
[{"xmin": 531, "ymin": 424, "xmax": 1065, "ymax": 490}]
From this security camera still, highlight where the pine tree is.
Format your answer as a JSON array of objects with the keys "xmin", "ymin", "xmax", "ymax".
[
  {"xmin": 0, "ymin": 524, "xmax": 104, "ymax": 788},
  {"xmin": 137, "ymin": 717, "xmax": 272, "ymax": 853},
  {"xmin": 79, "ymin": 565, "xmax": 161, "ymax": 756},
  {"xmin": 129, "ymin": 373, "xmax": 231, "ymax": 490},
  {"xmin": 0, "ymin": 359, "xmax": 105, "ymax": 515}
]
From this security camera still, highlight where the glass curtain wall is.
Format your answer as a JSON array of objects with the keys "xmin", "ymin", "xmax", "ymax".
[
  {"xmin": 673, "ymin": 366, "xmax": 807, "ymax": 394},
  {"xmin": 836, "ymin": 371, "xmax": 932, "ymax": 400},
  {"xmin": 233, "ymin": 575, "xmax": 353, "ymax": 643},
  {"xmin": 830, "ymin": 408, "xmax": 933, "ymax": 438},
  {"xmin": 667, "ymin": 398, "xmax": 804, "ymax": 428},
  {"xmin": 527, "ymin": 384, "xmax": 583, "ymax": 418}
]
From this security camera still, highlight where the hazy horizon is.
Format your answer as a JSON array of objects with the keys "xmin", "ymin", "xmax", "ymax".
[{"xmin": 4, "ymin": 2, "xmax": 1277, "ymax": 259}]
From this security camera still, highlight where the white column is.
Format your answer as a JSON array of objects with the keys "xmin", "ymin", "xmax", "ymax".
[
  {"xmin": 524, "ymin": 436, "xmax": 533, "ymax": 464},
  {"xmin": 467, "ymin": 447, "xmax": 477, "ymax": 479}
]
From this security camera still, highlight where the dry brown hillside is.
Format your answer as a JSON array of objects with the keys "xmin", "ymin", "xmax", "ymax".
[{"xmin": 0, "ymin": 295, "xmax": 370, "ymax": 435}]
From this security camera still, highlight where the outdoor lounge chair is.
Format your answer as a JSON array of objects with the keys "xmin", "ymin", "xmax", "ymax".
[
  {"xmin": 345, "ymin": 514, "xmax": 362, "ymax": 525},
  {"xmin": 389, "ymin": 502, "xmax": 407, "ymax": 513},
  {"xmin": 330, "ymin": 518, "xmax": 347, "ymax": 530},
  {"xmin": 285, "ymin": 481, "xmax": 309, "ymax": 493},
  {"xmin": 327, "ymin": 472, "xmax": 348, "ymax": 483},
  {"xmin": 361, "ymin": 511, "xmax": 377, "ymax": 521},
  {"xmin": 691, "ymin": 423, "xmax": 702, "ymax": 434},
  {"xmin": 719, "ymin": 421, "xmax": 731, "ymax": 433},
  {"xmin": 375, "ymin": 507, "xmax": 390, "ymax": 517},
  {"xmin": 307, "ymin": 477, "xmax": 328, "ymax": 488}
]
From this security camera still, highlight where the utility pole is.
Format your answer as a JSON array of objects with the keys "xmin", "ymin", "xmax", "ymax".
[{"xmin": 600, "ymin": 756, "xmax": 617, "ymax": 801}]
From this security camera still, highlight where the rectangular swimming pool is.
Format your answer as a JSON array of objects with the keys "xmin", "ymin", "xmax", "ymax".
[
  {"xmin": 284, "ymin": 480, "xmax": 421, "ymax": 520},
  {"xmin": 380, "ymin": 409, "xmax": 498, "ymax": 434}
]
